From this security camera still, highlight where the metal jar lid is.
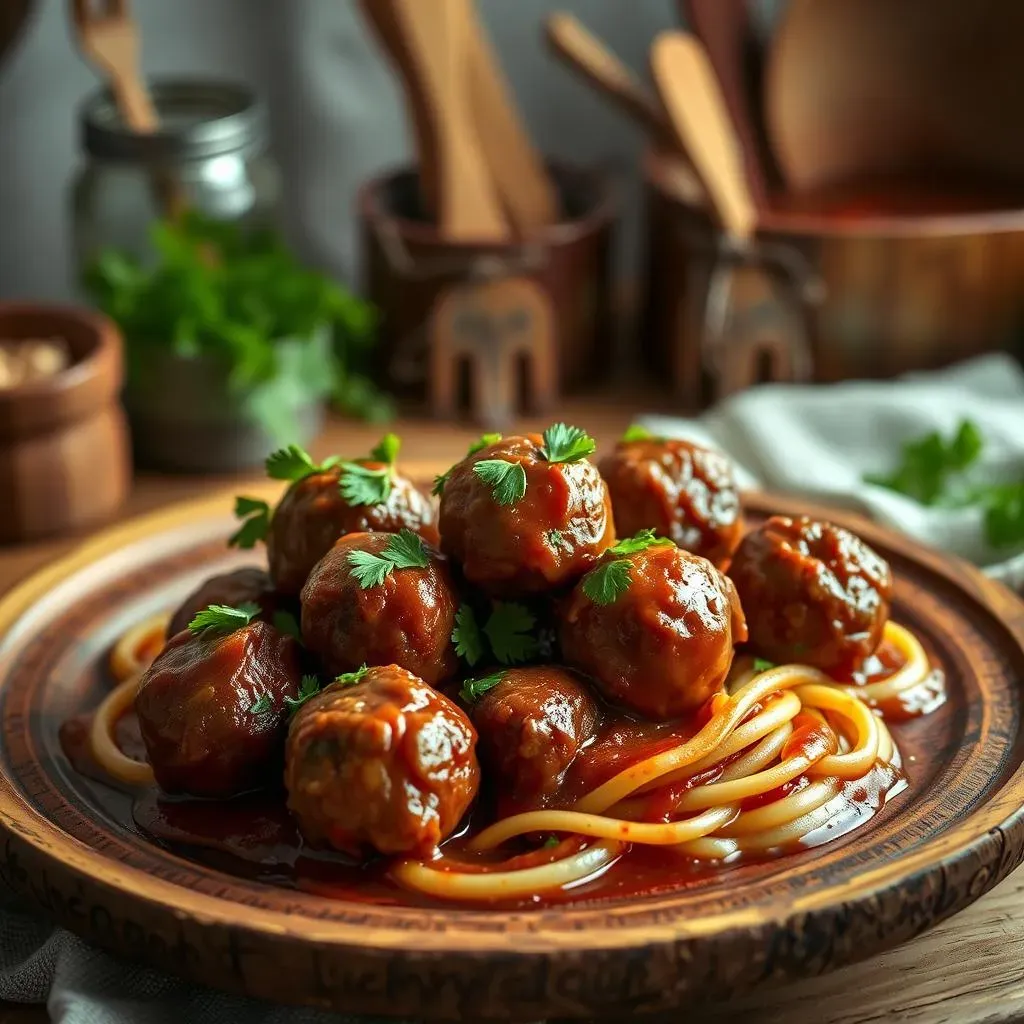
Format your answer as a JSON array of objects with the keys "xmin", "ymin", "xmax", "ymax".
[{"xmin": 79, "ymin": 78, "xmax": 267, "ymax": 163}]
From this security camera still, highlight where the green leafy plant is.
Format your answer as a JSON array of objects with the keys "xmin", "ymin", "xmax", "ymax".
[
  {"xmin": 473, "ymin": 459, "xmax": 527, "ymax": 505},
  {"xmin": 581, "ymin": 530, "xmax": 674, "ymax": 606},
  {"xmin": 864, "ymin": 420, "xmax": 1024, "ymax": 549},
  {"xmin": 83, "ymin": 211, "xmax": 393, "ymax": 442},
  {"xmin": 188, "ymin": 602, "xmax": 260, "ymax": 637},
  {"xmin": 540, "ymin": 423, "xmax": 596, "ymax": 464},
  {"xmin": 346, "ymin": 530, "xmax": 430, "ymax": 588}
]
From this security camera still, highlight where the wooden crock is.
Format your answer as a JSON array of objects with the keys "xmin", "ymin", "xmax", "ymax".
[
  {"xmin": 358, "ymin": 162, "xmax": 617, "ymax": 398},
  {"xmin": 0, "ymin": 304, "xmax": 130, "ymax": 545},
  {"xmin": 641, "ymin": 149, "xmax": 1024, "ymax": 398}
]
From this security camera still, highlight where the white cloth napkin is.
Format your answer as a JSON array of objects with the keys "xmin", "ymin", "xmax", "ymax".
[{"xmin": 640, "ymin": 353, "xmax": 1024, "ymax": 591}]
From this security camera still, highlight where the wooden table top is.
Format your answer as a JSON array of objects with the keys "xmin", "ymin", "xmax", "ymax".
[{"xmin": 1, "ymin": 399, "xmax": 1022, "ymax": 1024}]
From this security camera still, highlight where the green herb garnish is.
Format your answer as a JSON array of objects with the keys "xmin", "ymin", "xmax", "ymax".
[
  {"xmin": 336, "ymin": 664, "xmax": 370, "ymax": 686},
  {"xmin": 547, "ymin": 529, "xmax": 568, "ymax": 550},
  {"xmin": 540, "ymin": 422, "xmax": 596, "ymax": 464},
  {"xmin": 460, "ymin": 670, "xmax": 507, "ymax": 704},
  {"xmin": 468, "ymin": 432, "xmax": 503, "ymax": 455},
  {"xmin": 431, "ymin": 469, "xmax": 451, "ymax": 497},
  {"xmin": 338, "ymin": 433, "xmax": 401, "ymax": 506},
  {"xmin": 369, "ymin": 432, "xmax": 401, "ymax": 465},
  {"xmin": 265, "ymin": 445, "xmax": 340, "ymax": 483},
  {"xmin": 485, "ymin": 602, "xmax": 539, "ymax": 665},
  {"xmin": 452, "ymin": 605, "xmax": 486, "ymax": 667},
  {"xmin": 229, "ymin": 496, "xmax": 271, "ymax": 549},
  {"xmin": 864, "ymin": 419, "xmax": 1024, "ymax": 548},
  {"xmin": 250, "ymin": 693, "xmax": 274, "ymax": 716},
  {"xmin": 581, "ymin": 531, "xmax": 674, "ymax": 606},
  {"xmin": 346, "ymin": 530, "xmax": 430, "ymax": 588},
  {"xmin": 283, "ymin": 675, "xmax": 320, "ymax": 714},
  {"xmin": 473, "ymin": 459, "xmax": 527, "ymax": 506},
  {"xmin": 753, "ymin": 658, "xmax": 776, "ymax": 674},
  {"xmin": 188, "ymin": 602, "xmax": 260, "ymax": 636},
  {"xmin": 622, "ymin": 424, "xmax": 663, "ymax": 443},
  {"xmin": 83, "ymin": 210, "xmax": 388, "ymax": 444},
  {"xmin": 272, "ymin": 610, "xmax": 302, "ymax": 642}
]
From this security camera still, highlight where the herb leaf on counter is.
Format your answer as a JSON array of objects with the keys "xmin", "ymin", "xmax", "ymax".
[
  {"xmin": 541, "ymin": 423, "xmax": 596, "ymax": 464},
  {"xmin": 460, "ymin": 671, "xmax": 506, "ymax": 704},
  {"xmin": 229, "ymin": 496, "xmax": 271, "ymax": 549},
  {"xmin": 189, "ymin": 602, "xmax": 260, "ymax": 637},
  {"xmin": 474, "ymin": 459, "xmax": 527, "ymax": 505},
  {"xmin": 346, "ymin": 530, "xmax": 430, "ymax": 589},
  {"xmin": 452, "ymin": 605, "xmax": 485, "ymax": 666}
]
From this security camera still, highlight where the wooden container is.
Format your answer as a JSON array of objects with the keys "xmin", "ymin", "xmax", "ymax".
[
  {"xmin": 0, "ymin": 305, "xmax": 130, "ymax": 544},
  {"xmin": 642, "ymin": 150, "xmax": 1024, "ymax": 400},
  {"xmin": 358, "ymin": 162, "xmax": 617, "ymax": 405}
]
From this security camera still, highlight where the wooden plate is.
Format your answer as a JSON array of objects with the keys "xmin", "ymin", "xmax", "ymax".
[{"xmin": 1, "ymin": 488, "xmax": 1024, "ymax": 1021}]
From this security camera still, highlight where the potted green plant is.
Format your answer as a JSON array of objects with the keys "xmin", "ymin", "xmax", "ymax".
[{"xmin": 84, "ymin": 211, "xmax": 391, "ymax": 472}]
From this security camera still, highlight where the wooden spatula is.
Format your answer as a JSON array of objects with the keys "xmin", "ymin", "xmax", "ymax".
[
  {"xmin": 650, "ymin": 31, "xmax": 756, "ymax": 241},
  {"xmin": 390, "ymin": 0, "xmax": 508, "ymax": 241},
  {"xmin": 461, "ymin": 0, "xmax": 558, "ymax": 233}
]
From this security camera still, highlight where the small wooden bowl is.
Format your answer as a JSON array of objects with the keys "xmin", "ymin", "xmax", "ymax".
[
  {"xmin": 641, "ymin": 150, "xmax": 1024, "ymax": 398},
  {"xmin": 0, "ymin": 304, "xmax": 131, "ymax": 544}
]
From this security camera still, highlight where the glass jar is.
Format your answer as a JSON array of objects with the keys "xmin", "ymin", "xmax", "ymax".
[{"xmin": 70, "ymin": 78, "xmax": 281, "ymax": 278}]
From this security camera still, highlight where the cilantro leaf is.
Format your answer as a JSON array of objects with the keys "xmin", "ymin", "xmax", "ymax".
[
  {"xmin": 432, "ymin": 469, "xmax": 451, "ymax": 497},
  {"xmin": 452, "ymin": 604, "xmax": 485, "ymax": 666},
  {"xmin": 272, "ymin": 610, "xmax": 302, "ymax": 642},
  {"xmin": 346, "ymin": 530, "xmax": 430, "ymax": 588},
  {"xmin": 369, "ymin": 432, "xmax": 401, "ymax": 466},
  {"xmin": 622, "ymin": 424, "xmax": 660, "ymax": 443},
  {"xmin": 460, "ymin": 670, "xmax": 506, "ymax": 704},
  {"xmin": 283, "ymin": 674, "xmax": 320, "ymax": 714},
  {"xmin": 485, "ymin": 602, "xmax": 539, "ymax": 665},
  {"xmin": 229, "ymin": 495, "xmax": 270, "ymax": 549},
  {"xmin": 336, "ymin": 664, "xmax": 370, "ymax": 686},
  {"xmin": 581, "ymin": 560, "xmax": 632, "ymax": 606},
  {"xmin": 753, "ymin": 658, "xmax": 776, "ymax": 674},
  {"xmin": 547, "ymin": 529, "xmax": 568, "ymax": 550},
  {"xmin": 468, "ymin": 432, "xmax": 502, "ymax": 455},
  {"xmin": 473, "ymin": 459, "xmax": 527, "ymax": 505},
  {"xmin": 608, "ymin": 529, "xmax": 674, "ymax": 557},
  {"xmin": 541, "ymin": 423, "xmax": 596, "ymax": 464},
  {"xmin": 250, "ymin": 693, "xmax": 274, "ymax": 716},
  {"xmin": 265, "ymin": 445, "xmax": 338, "ymax": 483},
  {"xmin": 338, "ymin": 461, "xmax": 392, "ymax": 506},
  {"xmin": 188, "ymin": 602, "xmax": 260, "ymax": 636}
]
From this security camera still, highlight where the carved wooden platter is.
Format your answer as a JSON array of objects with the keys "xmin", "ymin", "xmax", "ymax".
[{"xmin": 1, "ymin": 488, "xmax": 1023, "ymax": 1021}]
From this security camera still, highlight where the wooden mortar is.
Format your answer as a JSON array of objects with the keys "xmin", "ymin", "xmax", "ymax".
[{"xmin": 0, "ymin": 304, "xmax": 131, "ymax": 545}]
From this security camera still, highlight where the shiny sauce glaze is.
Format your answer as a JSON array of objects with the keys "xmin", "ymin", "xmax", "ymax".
[{"xmin": 59, "ymin": 636, "xmax": 925, "ymax": 910}]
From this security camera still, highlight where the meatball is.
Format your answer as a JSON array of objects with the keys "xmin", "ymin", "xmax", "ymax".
[
  {"xmin": 135, "ymin": 620, "xmax": 302, "ymax": 797},
  {"xmin": 560, "ymin": 544, "xmax": 747, "ymax": 720},
  {"xmin": 285, "ymin": 665, "xmax": 480, "ymax": 857},
  {"xmin": 167, "ymin": 567, "xmax": 280, "ymax": 638},
  {"xmin": 267, "ymin": 465, "xmax": 438, "ymax": 596},
  {"xmin": 301, "ymin": 531, "xmax": 458, "ymax": 685},
  {"xmin": 600, "ymin": 437, "xmax": 743, "ymax": 568},
  {"xmin": 438, "ymin": 434, "xmax": 615, "ymax": 597},
  {"xmin": 728, "ymin": 516, "xmax": 893, "ymax": 676},
  {"xmin": 471, "ymin": 666, "xmax": 600, "ymax": 812}
]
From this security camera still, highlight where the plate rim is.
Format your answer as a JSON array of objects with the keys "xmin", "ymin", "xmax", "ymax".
[{"xmin": 1, "ymin": 489, "xmax": 1023, "ymax": 972}]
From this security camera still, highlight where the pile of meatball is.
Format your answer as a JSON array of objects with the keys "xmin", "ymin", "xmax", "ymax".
[{"xmin": 134, "ymin": 428, "xmax": 893, "ymax": 862}]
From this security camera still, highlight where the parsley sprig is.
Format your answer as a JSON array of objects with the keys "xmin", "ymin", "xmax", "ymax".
[
  {"xmin": 283, "ymin": 675, "xmax": 320, "ymax": 715},
  {"xmin": 451, "ymin": 602, "xmax": 539, "ymax": 666},
  {"xmin": 541, "ymin": 423, "xmax": 596, "ymax": 464},
  {"xmin": 460, "ymin": 670, "xmax": 507, "ymax": 703},
  {"xmin": 473, "ymin": 459, "xmax": 527, "ymax": 506},
  {"xmin": 229, "ymin": 496, "xmax": 271, "ymax": 549},
  {"xmin": 346, "ymin": 530, "xmax": 430, "ymax": 588},
  {"xmin": 433, "ymin": 433, "xmax": 506, "ymax": 496},
  {"xmin": 622, "ymin": 424, "xmax": 664, "ymax": 443},
  {"xmin": 272, "ymin": 610, "xmax": 302, "ymax": 642},
  {"xmin": 188, "ymin": 602, "xmax": 260, "ymax": 636},
  {"xmin": 338, "ymin": 432, "xmax": 401, "ymax": 506},
  {"xmin": 336, "ymin": 664, "xmax": 370, "ymax": 686},
  {"xmin": 864, "ymin": 419, "xmax": 1024, "ymax": 548},
  {"xmin": 581, "ymin": 530, "xmax": 674, "ymax": 605},
  {"xmin": 266, "ymin": 444, "xmax": 340, "ymax": 483}
]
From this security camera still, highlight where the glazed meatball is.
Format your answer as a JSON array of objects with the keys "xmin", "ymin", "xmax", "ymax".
[
  {"xmin": 285, "ymin": 665, "xmax": 480, "ymax": 857},
  {"xmin": 438, "ymin": 434, "xmax": 615, "ymax": 597},
  {"xmin": 301, "ymin": 532, "xmax": 458, "ymax": 685},
  {"xmin": 136, "ymin": 620, "xmax": 302, "ymax": 797},
  {"xmin": 728, "ymin": 516, "xmax": 893, "ymax": 676},
  {"xmin": 600, "ymin": 437, "xmax": 743, "ymax": 568},
  {"xmin": 267, "ymin": 465, "xmax": 438, "ymax": 596},
  {"xmin": 471, "ymin": 666, "xmax": 600, "ymax": 812},
  {"xmin": 167, "ymin": 567, "xmax": 280, "ymax": 638},
  {"xmin": 560, "ymin": 544, "xmax": 747, "ymax": 720}
]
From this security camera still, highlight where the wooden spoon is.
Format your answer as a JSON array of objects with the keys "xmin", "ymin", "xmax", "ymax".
[
  {"xmin": 650, "ymin": 31, "xmax": 756, "ymax": 241},
  {"xmin": 460, "ymin": 0, "xmax": 558, "ymax": 233},
  {"xmin": 389, "ymin": 0, "xmax": 507, "ymax": 240}
]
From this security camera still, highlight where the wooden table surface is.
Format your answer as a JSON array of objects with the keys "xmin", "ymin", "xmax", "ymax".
[{"xmin": 1, "ymin": 399, "xmax": 1023, "ymax": 1024}]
